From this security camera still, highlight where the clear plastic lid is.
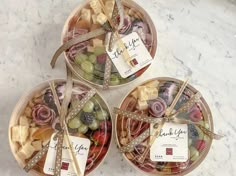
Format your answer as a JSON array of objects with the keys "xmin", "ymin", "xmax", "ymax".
[
  {"xmin": 62, "ymin": 0, "xmax": 157, "ymax": 88},
  {"xmin": 115, "ymin": 78, "xmax": 213, "ymax": 175},
  {"xmin": 9, "ymin": 79, "xmax": 112, "ymax": 175}
]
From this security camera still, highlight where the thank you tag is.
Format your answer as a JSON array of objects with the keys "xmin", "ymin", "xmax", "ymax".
[
  {"xmin": 150, "ymin": 123, "xmax": 188, "ymax": 162},
  {"xmin": 106, "ymin": 32, "xmax": 153, "ymax": 78},
  {"xmin": 44, "ymin": 133, "xmax": 91, "ymax": 176}
]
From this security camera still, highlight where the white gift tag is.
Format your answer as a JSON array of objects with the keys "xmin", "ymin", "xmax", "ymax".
[
  {"xmin": 150, "ymin": 122, "xmax": 188, "ymax": 162},
  {"xmin": 43, "ymin": 133, "xmax": 91, "ymax": 176},
  {"xmin": 106, "ymin": 32, "xmax": 153, "ymax": 78}
]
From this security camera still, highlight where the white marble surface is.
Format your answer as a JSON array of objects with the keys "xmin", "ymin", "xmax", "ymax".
[{"xmin": 0, "ymin": 0, "xmax": 236, "ymax": 175}]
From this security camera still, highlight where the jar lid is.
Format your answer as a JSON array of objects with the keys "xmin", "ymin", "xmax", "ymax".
[
  {"xmin": 9, "ymin": 79, "xmax": 112, "ymax": 175},
  {"xmin": 115, "ymin": 77, "xmax": 213, "ymax": 175},
  {"xmin": 61, "ymin": 0, "xmax": 157, "ymax": 88}
]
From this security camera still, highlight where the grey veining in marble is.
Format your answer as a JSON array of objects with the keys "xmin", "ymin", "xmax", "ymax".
[{"xmin": 0, "ymin": 0, "xmax": 236, "ymax": 175}]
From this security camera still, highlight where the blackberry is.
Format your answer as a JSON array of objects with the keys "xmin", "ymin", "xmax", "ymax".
[
  {"xmin": 188, "ymin": 124, "xmax": 199, "ymax": 140},
  {"xmin": 43, "ymin": 90, "xmax": 58, "ymax": 115},
  {"xmin": 80, "ymin": 112, "xmax": 94, "ymax": 125}
]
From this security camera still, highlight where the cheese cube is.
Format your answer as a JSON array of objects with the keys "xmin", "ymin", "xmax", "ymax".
[
  {"xmin": 96, "ymin": 12, "xmax": 108, "ymax": 25},
  {"xmin": 137, "ymin": 86, "xmax": 149, "ymax": 101},
  {"xmin": 17, "ymin": 142, "xmax": 35, "ymax": 160},
  {"xmin": 131, "ymin": 90, "xmax": 138, "ymax": 99},
  {"xmin": 81, "ymin": 8, "xmax": 91, "ymax": 23},
  {"xmin": 11, "ymin": 126, "xmax": 29, "ymax": 143},
  {"xmin": 19, "ymin": 115, "xmax": 30, "ymax": 127},
  {"xmin": 144, "ymin": 80, "xmax": 159, "ymax": 88},
  {"xmin": 90, "ymin": 0, "xmax": 102, "ymax": 14},
  {"xmin": 92, "ymin": 14, "xmax": 98, "ymax": 24},
  {"xmin": 105, "ymin": 0, "xmax": 115, "ymax": 18},
  {"xmin": 87, "ymin": 45, "xmax": 95, "ymax": 53},
  {"xmin": 32, "ymin": 140, "xmax": 42, "ymax": 151},
  {"xmin": 29, "ymin": 127, "xmax": 39, "ymax": 140},
  {"xmin": 136, "ymin": 100, "xmax": 148, "ymax": 110},
  {"xmin": 147, "ymin": 87, "xmax": 158, "ymax": 100},
  {"xmin": 93, "ymin": 38, "xmax": 103, "ymax": 47}
]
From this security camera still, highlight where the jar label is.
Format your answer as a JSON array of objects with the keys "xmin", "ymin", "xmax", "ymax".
[
  {"xmin": 150, "ymin": 122, "xmax": 188, "ymax": 162},
  {"xmin": 43, "ymin": 133, "xmax": 91, "ymax": 175},
  {"xmin": 106, "ymin": 32, "xmax": 153, "ymax": 78}
]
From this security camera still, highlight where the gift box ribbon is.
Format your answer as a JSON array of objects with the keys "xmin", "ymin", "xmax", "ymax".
[
  {"xmin": 24, "ymin": 68, "xmax": 97, "ymax": 176},
  {"xmin": 113, "ymin": 79, "xmax": 224, "ymax": 163}
]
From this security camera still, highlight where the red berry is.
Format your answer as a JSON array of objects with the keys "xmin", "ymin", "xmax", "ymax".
[
  {"xmin": 99, "ymin": 121, "xmax": 112, "ymax": 132},
  {"xmin": 88, "ymin": 146, "xmax": 108, "ymax": 161},
  {"xmin": 97, "ymin": 54, "xmax": 107, "ymax": 64},
  {"xmin": 195, "ymin": 139, "xmax": 206, "ymax": 152},
  {"xmin": 91, "ymin": 131, "xmax": 111, "ymax": 146}
]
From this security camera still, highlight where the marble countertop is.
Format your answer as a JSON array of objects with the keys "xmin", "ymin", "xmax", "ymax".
[{"xmin": 0, "ymin": 0, "xmax": 236, "ymax": 175}]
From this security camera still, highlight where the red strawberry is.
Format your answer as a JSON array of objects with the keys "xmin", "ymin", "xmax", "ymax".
[
  {"xmin": 195, "ymin": 139, "xmax": 206, "ymax": 152},
  {"xmin": 91, "ymin": 131, "xmax": 111, "ymax": 146}
]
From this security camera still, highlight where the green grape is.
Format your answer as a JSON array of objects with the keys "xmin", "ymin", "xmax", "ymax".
[
  {"xmin": 78, "ymin": 124, "xmax": 89, "ymax": 134},
  {"xmin": 190, "ymin": 146, "xmax": 199, "ymax": 161},
  {"xmin": 96, "ymin": 110, "xmax": 108, "ymax": 120},
  {"xmin": 68, "ymin": 118, "xmax": 81, "ymax": 129},
  {"xmin": 83, "ymin": 73, "xmax": 94, "ymax": 81},
  {"xmin": 196, "ymin": 126, "xmax": 204, "ymax": 140},
  {"xmin": 88, "ymin": 54, "xmax": 97, "ymax": 64},
  {"xmin": 89, "ymin": 119, "xmax": 99, "ymax": 130},
  {"xmin": 81, "ymin": 61, "xmax": 94, "ymax": 73},
  {"xmin": 109, "ymin": 74, "xmax": 120, "ymax": 86},
  {"xmin": 188, "ymin": 138, "xmax": 193, "ymax": 147},
  {"xmin": 94, "ymin": 47, "xmax": 105, "ymax": 56},
  {"xmin": 83, "ymin": 100, "xmax": 94, "ymax": 112},
  {"xmin": 75, "ymin": 53, "xmax": 88, "ymax": 65}
]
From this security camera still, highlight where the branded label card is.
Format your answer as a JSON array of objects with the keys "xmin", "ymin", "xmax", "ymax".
[
  {"xmin": 44, "ymin": 133, "xmax": 91, "ymax": 176},
  {"xmin": 106, "ymin": 32, "xmax": 153, "ymax": 78},
  {"xmin": 150, "ymin": 122, "xmax": 188, "ymax": 162}
]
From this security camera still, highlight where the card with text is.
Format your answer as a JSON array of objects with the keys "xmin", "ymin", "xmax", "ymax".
[
  {"xmin": 150, "ymin": 122, "xmax": 188, "ymax": 162},
  {"xmin": 106, "ymin": 32, "xmax": 153, "ymax": 78},
  {"xmin": 43, "ymin": 133, "xmax": 91, "ymax": 176}
]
